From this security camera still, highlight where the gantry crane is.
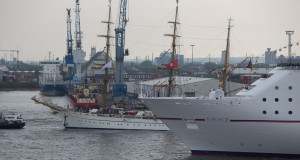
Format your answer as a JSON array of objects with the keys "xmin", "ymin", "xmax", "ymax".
[{"xmin": 112, "ymin": 0, "xmax": 129, "ymax": 97}]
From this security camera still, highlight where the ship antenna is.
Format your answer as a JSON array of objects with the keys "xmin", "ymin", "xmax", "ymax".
[{"xmin": 222, "ymin": 18, "xmax": 233, "ymax": 95}]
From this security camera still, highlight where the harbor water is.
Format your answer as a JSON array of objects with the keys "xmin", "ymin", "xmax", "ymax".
[{"xmin": 0, "ymin": 91, "xmax": 291, "ymax": 160}]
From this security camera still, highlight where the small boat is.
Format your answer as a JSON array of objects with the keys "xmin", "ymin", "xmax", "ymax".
[{"xmin": 0, "ymin": 113, "xmax": 25, "ymax": 129}]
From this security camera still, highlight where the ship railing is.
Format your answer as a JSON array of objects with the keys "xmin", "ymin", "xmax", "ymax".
[{"xmin": 276, "ymin": 63, "xmax": 300, "ymax": 70}]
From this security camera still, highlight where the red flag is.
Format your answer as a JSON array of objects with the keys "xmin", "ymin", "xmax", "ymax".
[
  {"xmin": 297, "ymin": 42, "xmax": 299, "ymax": 46},
  {"xmin": 166, "ymin": 59, "xmax": 178, "ymax": 69}
]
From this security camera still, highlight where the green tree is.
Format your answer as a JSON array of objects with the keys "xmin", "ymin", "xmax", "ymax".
[{"xmin": 203, "ymin": 62, "xmax": 217, "ymax": 71}]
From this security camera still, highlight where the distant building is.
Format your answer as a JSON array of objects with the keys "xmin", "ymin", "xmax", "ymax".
[
  {"xmin": 0, "ymin": 65, "xmax": 9, "ymax": 82},
  {"xmin": 220, "ymin": 50, "xmax": 229, "ymax": 64},
  {"xmin": 277, "ymin": 55, "xmax": 287, "ymax": 63},
  {"xmin": 90, "ymin": 47, "xmax": 97, "ymax": 58},
  {"xmin": 265, "ymin": 48, "xmax": 276, "ymax": 65},
  {"xmin": 155, "ymin": 52, "xmax": 184, "ymax": 66},
  {"xmin": 81, "ymin": 51, "xmax": 113, "ymax": 79}
]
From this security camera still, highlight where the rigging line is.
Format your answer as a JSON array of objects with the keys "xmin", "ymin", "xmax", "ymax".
[
  {"xmin": 129, "ymin": 8, "xmax": 174, "ymax": 51},
  {"xmin": 198, "ymin": 29, "xmax": 227, "ymax": 53},
  {"xmin": 127, "ymin": 24, "xmax": 169, "ymax": 28},
  {"xmin": 231, "ymin": 31, "xmax": 247, "ymax": 55},
  {"xmin": 159, "ymin": 47, "xmax": 172, "ymax": 60},
  {"xmin": 126, "ymin": 40, "xmax": 170, "ymax": 47},
  {"xmin": 181, "ymin": 36, "xmax": 225, "ymax": 40},
  {"xmin": 181, "ymin": 23, "xmax": 226, "ymax": 29}
]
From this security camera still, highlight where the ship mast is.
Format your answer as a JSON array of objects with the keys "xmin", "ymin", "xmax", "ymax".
[
  {"xmin": 222, "ymin": 18, "xmax": 233, "ymax": 95},
  {"xmin": 98, "ymin": 0, "xmax": 113, "ymax": 111},
  {"xmin": 166, "ymin": 0, "xmax": 180, "ymax": 97}
]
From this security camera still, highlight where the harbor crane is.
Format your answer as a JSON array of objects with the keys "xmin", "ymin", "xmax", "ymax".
[
  {"xmin": 0, "ymin": 49, "xmax": 20, "ymax": 68},
  {"xmin": 113, "ymin": 0, "xmax": 129, "ymax": 97},
  {"xmin": 65, "ymin": 9, "xmax": 74, "ymax": 83},
  {"xmin": 73, "ymin": 0, "xmax": 86, "ymax": 83},
  {"xmin": 75, "ymin": 0, "xmax": 82, "ymax": 50}
]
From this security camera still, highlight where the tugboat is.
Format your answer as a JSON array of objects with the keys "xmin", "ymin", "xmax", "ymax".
[{"xmin": 0, "ymin": 113, "xmax": 25, "ymax": 129}]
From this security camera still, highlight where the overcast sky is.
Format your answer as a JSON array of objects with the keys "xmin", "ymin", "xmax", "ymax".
[{"xmin": 0, "ymin": 0, "xmax": 300, "ymax": 62}]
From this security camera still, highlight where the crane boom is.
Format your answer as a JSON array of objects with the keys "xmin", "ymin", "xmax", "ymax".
[
  {"xmin": 75, "ymin": 0, "xmax": 82, "ymax": 50},
  {"xmin": 65, "ymin": 9, "xmax": 74, "ymax": 83},
  {"xmin": 113, "ymin": 0, "xmax": 129, "ymax": 97}
]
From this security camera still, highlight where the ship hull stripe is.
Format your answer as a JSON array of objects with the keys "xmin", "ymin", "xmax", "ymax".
[
  {"xmin": 191, "ymin": 150, "xmax": 300, "ymax": 157},
  {"xmin": 230, "ymin": 120, "xmax": 300, "ymax": 123},
  {"xmin": 158, "ymin": 118, "xmax": 182, "ymax": 120},
  {"xmin": 159, "ymin": 118, "xmax": 300, "ymax": 123}
]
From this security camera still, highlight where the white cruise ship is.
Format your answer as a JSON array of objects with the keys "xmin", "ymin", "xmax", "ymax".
[{"xmin": 142, "ymin": 64, "xmax": 300, "ymax": 157}]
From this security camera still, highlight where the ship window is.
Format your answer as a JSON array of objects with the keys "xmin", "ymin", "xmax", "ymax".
[
  {"xmin": 275, "ymin": 98, "xmax": 279, "ymax": 102},
  {"xmin": 263, "ymin": 98, "xmax": 266, "ymax": 102},
  {"xmin": 289, "ymin": 98, "xmax": 292, "ymax": 102},
  {"xmin": 275, "ymin": 111, "xmax": 279, "ymax": 114},
  {"xmin": 289, "ymin": 111, "xmax": 293, "ymax": 115},
  {"xmin": 275, "ymin": 86, "xmax": 279, "ymax": 90},
  {"xmin": 263, "ymin": 110, "xmax": 267, "ymax": 114},
  {"xmin": 289, "ymin": 86, "xmax": 293, "ymax": 90}
]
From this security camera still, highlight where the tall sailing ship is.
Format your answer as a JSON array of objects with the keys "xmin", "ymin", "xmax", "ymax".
[
  {"xmin": 141, "ymin": 0, "xmax": 300, "ymax": 157},
  {"xmin": 34, "ymin": 0, "xmax": 168, "ymax": 131}
]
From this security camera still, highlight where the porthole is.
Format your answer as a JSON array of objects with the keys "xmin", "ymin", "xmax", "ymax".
[
  {"xmin": 275, "ymin": 98, "xmax": 279, "ymax": 102},
  {"xmin": 275, "ymin": 86, "xmax": 279, "ymax": 90},
  {"xmin": 275, "ymin": 110, "xmax": 279, "ymax": 114},
  {"xmin": 263, "ymin": 110, "xmax": 267, "ymax": 114},
  {"xmin": 289, "ymin": 98, "xmax": 292, "ymax": 102},
  {"xmin": 289, "ymin": 111, "xmax": 293, "ymax": 115},
  {"xmin": 263, "ymin": 98, "xmax": 266, "ymax": 102},
  {"xmin": 288, "ymin": 86, "xmax": 293, "ymax": 90}
]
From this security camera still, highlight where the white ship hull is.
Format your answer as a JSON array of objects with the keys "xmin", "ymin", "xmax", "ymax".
[
  {"xmin": 142, "ymin": 68, "xmax": 300, "ymax": 157},
  {"xmin": 57, "ymin": 110, "xmax": 169, "ymax": 131}
]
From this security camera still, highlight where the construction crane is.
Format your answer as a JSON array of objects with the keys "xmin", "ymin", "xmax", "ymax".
[
  {"xmin": 0, "ymin": 49, "xmax": 20, "ymax": 68},
  {"xmin": 113, "ymin": 0, "xmax": 129, "ymax": 97},
  {"xmin": 65, "ymin": 9, "xmax": 74, "ymax": 83},
  {"xmin": 73, "ymin": 0, "xmax": 86, "ymax": 83}
]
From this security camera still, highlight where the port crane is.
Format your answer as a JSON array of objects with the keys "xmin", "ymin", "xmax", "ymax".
[
  {"xmin": 113, "ymin": 0, "xmax": 129, "ymax": 97},
  {"xmin": 0, "ymin": 49, "xmax": 21, "ymax": 68},
  {"xmin": 73, "ymin": 0, "xmax": 86, "ymax": 83},
  {"xmin": 64, "ymin": 9, "xmax": 75, "ymax": 84}
]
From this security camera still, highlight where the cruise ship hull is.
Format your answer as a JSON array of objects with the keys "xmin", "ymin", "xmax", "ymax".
[
  {"xmin": 142, "ymin": 68, "xmax": 300, "ymax": 156},
  {"xmin": 57, "ymin": 110, "xmax": 169, "ymax": 131},
  {"xmin": 143, "ymin": 98, "xmax": 300, "ymax": 157}
]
